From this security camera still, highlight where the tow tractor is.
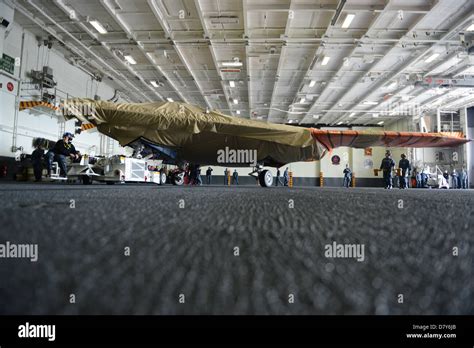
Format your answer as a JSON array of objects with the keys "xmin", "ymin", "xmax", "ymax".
[
  {"xmin": 50, "ymin": 155, "xmax": 167, "ymax": 185},
  {"xmin": 50, "ymin": 155, "xmax": 102, "ymax": 184},
  {"xmin": 101, "ymin": 155, "xmax": 167, "ymax": 185}
]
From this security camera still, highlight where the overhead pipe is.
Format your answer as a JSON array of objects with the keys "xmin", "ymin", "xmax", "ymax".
[
  {"xmin": 24, "ymin": 0, "xmax": 153, "ymax": 102},
  {"xmin": 51, "ymin": 0, "xmax": 159, "ymax": 102},
  {"xmin": 194, "ymin": 0, "xmax": 241, "ymax": 116},
  {"xmin": 99, "ymin": 0, "xmax": 189, "ymax": 103},
  {"xmin": 320, "ymin": 10, "xmax": 474, "ymax": 125},
  {"xmin": 147, "ymin": 0, "xmax": 212, "ymax": 109}
]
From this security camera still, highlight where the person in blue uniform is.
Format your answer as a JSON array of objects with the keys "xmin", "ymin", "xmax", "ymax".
[
  {"xmin": 398, "ymin": 154, "xmax": 411, "ymax": 189},
  {"xmin": 460, "ymin": 167, "xmax": 468, "ymax": 189},
  {"xmin": 232, "ymin": 169, "xmax": 239, "ymax": 185},
  {"xmin": 224, "ymin": 168, "xmax": 229, "ymax": 185},
  {"xmin": 283, "ymin": 167, "xmax": 289, "ymax": 186},
  {"xmin": 451, "ymin": 169, "xmax": 459, "ymax": 189},
  {"xmin": 343, "ymin": 164, "xmax": 352, "ymax": 188},
  {"xmin": 380, "ymin": 151, "xmax": 395, "ymax": 189},
  {"xmin": 275, "ymin": 168, "xmax": 281, "ymax": 186}
]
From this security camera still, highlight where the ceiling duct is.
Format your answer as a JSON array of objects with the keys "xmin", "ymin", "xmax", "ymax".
[{"xmin": 209, "ymin": 16, "xmax": 239, "ymax": 25}]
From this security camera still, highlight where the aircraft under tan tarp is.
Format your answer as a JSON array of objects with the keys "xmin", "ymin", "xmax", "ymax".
[{"xmin": 61, "ymin": 99, "xmax": 469, "ymax": 186}]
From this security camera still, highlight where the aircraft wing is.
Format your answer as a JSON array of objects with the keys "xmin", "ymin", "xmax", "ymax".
[
  {"xmin": 310, "ymin": 129, "xmax": 469, "ymax": 153},
  {"xmin": 62, "ymin": 99, "xmax": 469, "ymax": 167}
]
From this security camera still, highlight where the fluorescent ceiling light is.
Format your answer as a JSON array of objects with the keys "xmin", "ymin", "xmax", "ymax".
[
  {"xmin": 467, "ymin": 23, "xmax": 474, "ymax": 31},
  {"xmin": 401, "ymin": 95, "xmax": 410, "ymax": 102},
  {"xmin": 425, "ymin": 53, "xmax": 440, "ymax": 63},
  {"xmin": 321, "ymin": 56, "xmax": 331, "ymax": 66},
  {"xmin": 309, "ymin": 80, "xmax": 316, "ymax": 88},
  {"xmin": 222, "ymin": 61, "xmax": 243, "ymax": 67},
  {"xmin": 236, "ymin": 110, "xmax": 240, "ymax": 114},
  {"xmin": 233, "ymin": 98, "xmax": 238, "ymax": 104},
  {"xmin": 349, "ymin": 112, "xmax": 355, "ymax": 117},
  {"xmin": 341, "ymin": 14, "xmax": 355, "ymax": 29},
  {"xmin": 90, "ymin": 20, "xmax": 107, "ymax": 34},
  {"xmin": 313, "ymin": 115, "xmax": 319, "ymax": 119},
  {"xmin": 150, "ymin": 80, "xmax": 159, "ymax": 88},
  {"xmin": 167, "ymin": 98, "xmax": 174, "ymax": 102},
  {"xmin": 229, "ymin": 80, "xmax": 235, "ymax": 88},
  {"xmin": 377, "ymin": 121, "xmax": 384, "ymax": 125},
  {"xmin": 124, "ymin": 55, "xmax": 137, "ymax": 65},
  {"xmin": 387, "ymin": 81, "xmax": 397, "ymax": 89},
  {"xmin": 372, "ymin": 113, "xmax": 379, "ymax": 118},
  {"xmin": 300, "ymin": 97, "xmax": 306, "ymax": 103},
  {"xmin": 363, "ymin": 101, "xmax": 378, "ymax": 105},
  {"xmin": 337, "ymin": 121, "xmax": 343, "ymax": 125}
]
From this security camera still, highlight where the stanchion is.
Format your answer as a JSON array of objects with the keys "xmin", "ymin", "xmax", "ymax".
[
  {"xmin": 352, "ymin": 172, "xmax": 356, "ymax": 187},
  {"xmin": 320, "ymin": 171, "xmax": 324, "ymax": 187},
  {"xmin": 289, "ymin": 171, "xmax": 293, "ymax": 188},
  {"xmin": 227, "ymin": 173, "xmax": 231, "ymax": 186}
]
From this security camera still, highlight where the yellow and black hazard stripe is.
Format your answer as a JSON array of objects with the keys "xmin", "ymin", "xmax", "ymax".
[
  {"xmin": 19, "ymin": 101, "xmax": 59, "ymax": 111},
  {"xmin": 81, "ymin": 123, "xmax": 96, "ymax": 131}
]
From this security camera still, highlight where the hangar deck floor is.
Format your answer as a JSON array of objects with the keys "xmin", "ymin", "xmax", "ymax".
[{"xmin": 0, "ymin": 183, "xmax": 472, "ymax": 315}]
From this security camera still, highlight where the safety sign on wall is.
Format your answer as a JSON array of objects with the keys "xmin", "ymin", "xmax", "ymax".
[
  {"xmin": 0, "ymin": 75, "xmax": 17, "ymax": 95},
  {"xmin": 0, "ymin": 54, "xmax": 15, "ymax": 75}
]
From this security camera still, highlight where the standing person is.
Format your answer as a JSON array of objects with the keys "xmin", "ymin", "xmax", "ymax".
[
  {"xmin": 460, "ymin": 166, "xmax": 468, "ymax": 189},
  {"xmin": 31, "ymin": 145, "xmax": 45, "ymax": 182},
  {"xmin": 47, "ymin": 132, "xmax": 79, "ymax": 177},
  {"xmin": 232, "ymin": 169, "xmax": 239, "ymax": 185},
  {"xmin": 421, "ymin": 168, "xmax": 429, "ymax": 188},
  {"xmin": 186, "ymin": 164, "xmax": 193, "ymax": 185},
  {"xmin": 451, "ymin": 169, "xmax": 459, "ymax": 189},
  {"xmin": 224, "ymin": 168, "xmax": 229, "ymax": 185},
  {"xmin": 343, "ymin": 164, "xmax": 352, "ymax": 188},
  {"xmin": 380, "ymin": 151, "xmax": 395, "ymax": 189},
  {"xmin": 398, "ymin": 154, "xmax": 411, "ymax": 189},
  {"xmin": 443, "ymin": 170, "xmax": 449, "ymax": 188},
  {"xmin": 415, "ymin": 168, "xmax": 421, "ymax": 188},
  {"xmin": 206, "ymin": 167, "xmax": 213, "ymax": 185},
  {"xmin": 283, "ymin": 167, "xmax": 289, "ymax": 186},
  {"xmin": 275, "ymin": 168, "xmax": 281, "ymax": 186},
  {"xmin": 196, "ymin": 165, "xmax": 202, "ymax": 186}
]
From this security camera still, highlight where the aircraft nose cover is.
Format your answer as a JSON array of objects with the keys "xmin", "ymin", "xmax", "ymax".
[{"xmin": 310, "ymin": 128, "xmax": 469, "ymax": 152}]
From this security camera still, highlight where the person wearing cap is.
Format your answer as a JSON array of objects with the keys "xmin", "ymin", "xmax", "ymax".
[
  {"xmin": 380, "ymin": 150, "xmax": 395, "ymax": 189},
  {"xmin": 46, "ymin": 132, "xmax": 79, "ymax": 177},
  {"xmin": 398, "ymin": 154, "xmax": 411, "ymax": 189}
]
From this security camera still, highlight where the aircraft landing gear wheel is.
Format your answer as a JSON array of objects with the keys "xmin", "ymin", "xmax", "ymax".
[
  {"xmin": 258, "ymin": 170, "xmax": 273, "ymax": 187},
  {"xmin": 172, "ymin": 172, "xmax": 184, "ymax": 186},
  {"xmin": 160, "ymin": 172, "xmax": 167, "ymax": 185}
]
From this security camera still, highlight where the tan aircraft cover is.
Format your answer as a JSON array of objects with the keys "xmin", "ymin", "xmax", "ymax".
[
  {"xmin": 63, "ymin": 99, "xmax": 319, "ymax": 166},
  {"xmin": 62, "ymin": 99, "xmax": 469, "ymax": 166}
]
